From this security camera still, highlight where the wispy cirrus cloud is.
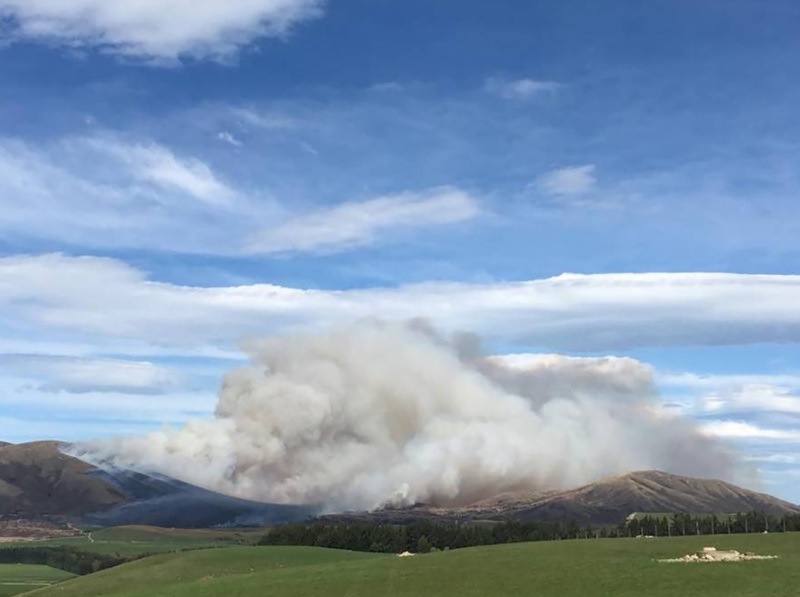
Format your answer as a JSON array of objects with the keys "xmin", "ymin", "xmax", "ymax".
[
  {"xmin": 217, "ymin": 131, "xmax": 243, "ymax": 147},
  {"xmin": 0, "ymin": 0, "xmax": 323, "ymax": 64},
  {"xmin": 248, "ymin": 187, "xmax": 480, "ymax": 255},
  {"xmin": 0, "ymin": 135, "xmax": 477, "ymax": 256},
  {"xmin": 86, "ymin": 137, "xmax": 240, "ymax": 206},
  {"xmin": 0, "ymin": 135, "xmax": 255, "ymax": 252}
]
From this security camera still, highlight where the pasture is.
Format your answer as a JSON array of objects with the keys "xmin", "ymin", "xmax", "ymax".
[
  {"xmin": 0, "ymin": 564, "xmax": 74, "ymax": 596},
  {"xmin": 25, "ymin": 532, "xmax": 800, "ymax": 597},
  {"xmin": 0, "ymin": 525, "xmax": 264, "ymax": 556}
]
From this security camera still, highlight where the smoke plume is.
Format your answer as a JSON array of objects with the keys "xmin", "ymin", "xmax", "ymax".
[{"xmin": 72, "ymin": 321, "xmax": 743, "ymax": 511}]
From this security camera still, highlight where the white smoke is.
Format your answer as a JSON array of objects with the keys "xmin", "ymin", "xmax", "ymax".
[{"xmin": 71, "ymin": 321, "xmax": 743, "ymax": 511}]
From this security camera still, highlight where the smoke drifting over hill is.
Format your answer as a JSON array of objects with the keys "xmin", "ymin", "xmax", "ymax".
[{"xmin": 71, "ymin": 322, "xmax": 744, "ymax": 511}]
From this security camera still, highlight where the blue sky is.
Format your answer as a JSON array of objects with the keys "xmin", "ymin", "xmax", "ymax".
[{"xmin": 1, "ymin": 0, "xmax": 800, "ymax": 500}]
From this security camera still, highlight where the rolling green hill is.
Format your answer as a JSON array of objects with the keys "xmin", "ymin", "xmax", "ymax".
[
  {"xmin": 26, "ymin": 546, "xmax": 384, "ymax": 596},
  {"xmin": 26, "ymin": 533, "xmax": 800, "ymax": 597},
  {"xmin": 0, "ymin": 525, "xmax": 266, "ymax": 556},
  {"xmin": 0, "ymin": 564, "xmax": 74, "ymax": 596}
]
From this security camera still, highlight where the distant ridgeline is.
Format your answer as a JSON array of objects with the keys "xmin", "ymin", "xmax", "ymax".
[{"xmin": 261, "ymin": 512, "xmax": 800, "ymax": 554}]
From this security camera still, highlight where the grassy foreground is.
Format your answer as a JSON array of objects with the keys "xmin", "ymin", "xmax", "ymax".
[
  {"xmin": 25, "ymin": 532, "xmax": 800, "ymax": 597},
  {"xmin": 0, "ymin": 564, "xmax": 74, "ymax": 596}
]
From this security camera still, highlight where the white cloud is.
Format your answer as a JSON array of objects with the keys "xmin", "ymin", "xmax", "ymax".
[
  {"xmin": 1, "ymin": 135, "xmax": 472, "ymax": 256},
  {"xmin": 485, "ymin": 77, "xmax": 560, "ymax": 100},
  {"xmin": 248, "ymin": 187, "xmax": 480, "ymax": 254},
  {"xmin": 2, "ymin": 255, "xmax": 800, "ymax": 352},
  {"xmin": 659, "ymin": 372, "xmax": 800, "ymax": 417},
  {"xmin": 747, "ymin": 453, "xmax": 800, "ymax": 465},
  {"xmin": 299, "ymin": 141, "xmax": 319, "ymax": 156},
  {"xmin": 713, "ymin": 385, "xmax": 800, "ymax": 416},
  {"xmin": 227, "ymin": 106, "xmax": 299, "ymax": 130},
  {"xmin": 0, "ymin": 135, "xmax": 247, "ymax": 251},
  {"xmin": 0, "ymin": 0, "xmax": 323, "ymax": 63},
  {"xmin": 702, "ymin": 421, "xmax": 800, "ymax": 441},
  {"xmin": 660, "ymin": 372, "xmax": 800, "ymax": 390},
  {"xmin": 88, "ymin": 138, "xmax": 239, "ymax": 206},
  {"xmin": 217, "ymin": 131, "xmax": 243, "ymax": 147},
  {"xmin": 536, "ymin": 165, "xmax": 597, "ymax": 196},
  {"xmin": 0, "ymin": 354, "xmax": 180, "ymax": 394}
]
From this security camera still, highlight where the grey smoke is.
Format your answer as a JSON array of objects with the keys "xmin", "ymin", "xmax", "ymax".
[{"xmin": 71, "ymin": 321, "xmax": 745, "ymax": 511}]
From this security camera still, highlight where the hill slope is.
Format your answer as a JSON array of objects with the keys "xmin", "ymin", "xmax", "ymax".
[
  {"xmin": 26, "ymin": 535, "xmax": 800, "ymax": 597},
  {"xmin": 325, "ymin": 471, "xmax": 800, "ymax": 525},
  {"xmin": 487, "ymin": 470, "xmax": 800, "ymax": 524},
  {"xmin": 0, "ymin": 441, "xmax": 126, "ymax": 517},
  {"xmin": 0, "ymin": 442, "xmax": 314, "ymax": 526},
  {"xmin": 2, "ymin": 441, "xmax": 797, "ymax": 527}
]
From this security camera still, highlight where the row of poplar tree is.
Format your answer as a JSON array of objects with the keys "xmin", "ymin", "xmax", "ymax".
[{"xmin": 621, "ymin": 511, "xmax": 800, "ymax": 537}]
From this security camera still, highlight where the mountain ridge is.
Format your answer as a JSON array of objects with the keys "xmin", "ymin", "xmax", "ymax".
[
  {"xmin": 0, "ymin": 440, "xmax": 314, "ymax": 527},
  {"xmin": 0, "ymin": 440, "xmax": 127, "ymax": 517},
  {"xmin": 320, "ymin": 470, "xmax": 800, "ymax": 525},
  {"xmin": 482, "ymin": 470, "xmax": 800, "ymax": 524},
  {"xmin": 1, "ymin": 441, "xmax": 797, "ymax": 527}
]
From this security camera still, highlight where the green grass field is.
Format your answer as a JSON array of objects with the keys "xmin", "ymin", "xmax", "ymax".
[
  {"xmin": 0, "ymin": 525, "xmax": 266, "ymax": 555},
  {"xmin": 24, "ymin": 532, "xmax": 800, "ymax": 597},
  {"xmin": 0, "ymin": 564, "xmax": 74, "ymax": 596}
]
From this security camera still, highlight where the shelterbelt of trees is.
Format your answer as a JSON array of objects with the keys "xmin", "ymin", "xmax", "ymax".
[
  {"xmin": 0, "ymin": 546, "xmax": 133, "ymax": 575},
  {"xmin": 624, "ymin": 511, "xmax": 800, "ymax": 537},
  {"xmin": 260, "ymin": 512, "xmax": 800, "ymax": 554}
]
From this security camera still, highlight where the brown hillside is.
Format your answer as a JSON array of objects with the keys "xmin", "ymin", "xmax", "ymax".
[
  {"xmin": 3, "ymin": 441, "xmax": 798, "ymax": 527},
  {"xmin": 0, "ymin": 441, "xmax": 315, "ymax": 527},
  {"xmin": 322, "ymin": 470, "xmax": 800, "ymax": 526},
  {"xmin": 0, "ymin": 441, "xmax": 126, "ymax": 518},
  {"xmin": 488, "ymin": 470, "xmax": 800, "ymax": 524}
]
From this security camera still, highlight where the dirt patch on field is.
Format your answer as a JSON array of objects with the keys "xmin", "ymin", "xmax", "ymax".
[{"xmin": 658, "ymin": 546, "xmax": 778, "ymax": 563}]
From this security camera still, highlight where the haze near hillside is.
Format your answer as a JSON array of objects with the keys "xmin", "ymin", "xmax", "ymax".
[
  {"xmin": 1, "ymin": 442, "xmax": 798, "ymax": 527},
  {"xmin": 479, "ymin": 470, "xmax": 800, "ymax": 524},
  {"xmin": 0, "ymin": 441, "xmax": 312, "ymax": 527},
  {"xmin": 326, "ymin": 470, "xmax": 800, "ymax": 525}
]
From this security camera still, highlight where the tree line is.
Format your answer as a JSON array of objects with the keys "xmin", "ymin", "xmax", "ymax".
[
  {"xmin": 260, "ymin": 511, "xmax": 800, "ymax": 554},
  {"xmin": 0, "ymin": 545, "xmax": 135, "ymax": 575},
  {"xmin": 620, "ymin": 511, "xmax": 800, "ymax": 537},
  {"xmin": 261, "ymin": 519, "xmax": 612, "ymax": 554}
]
